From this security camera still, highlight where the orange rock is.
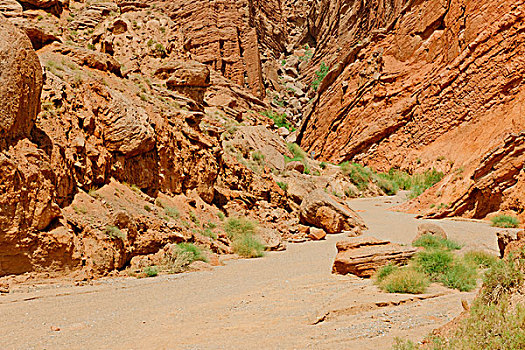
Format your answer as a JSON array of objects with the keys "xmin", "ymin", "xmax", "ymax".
[
  {"xmin": 332, "ymin": 237, "xmax": 418, "ymax": 277},
  {"xmin": 308, "ymin": 227, "xmax": 326, "ymax": 240}
]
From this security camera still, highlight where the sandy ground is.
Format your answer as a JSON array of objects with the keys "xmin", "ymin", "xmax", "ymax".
[{"xmin": 0, "ymin": 194, "xmax": 503, "ymax": 349}]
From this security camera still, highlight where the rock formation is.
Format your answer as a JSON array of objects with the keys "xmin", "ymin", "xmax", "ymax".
[
  {"xmin": 332, "ymin": 237, "xmax": 418, "ymax": 278},
  {"xmin": 297, "ymin": 0, "xmax": 525, "ymax": 222}
]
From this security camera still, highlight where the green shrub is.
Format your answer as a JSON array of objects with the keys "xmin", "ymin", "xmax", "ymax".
[
  {"xmin": 224, "ymin": 217, "xmax": 265, "ymax": 258},
  {"xmin": 413, "ymin": 235, "xmax": 462, "ymax": 251},
  {"xmin": 392, "ymin": 338, "xmax": 417, "ymax": 350},
  {"xmin": 481, "ymin": 253, "xmax": 524, "ymax": 304},
  {"xmin": 217, "ymin": 212, "xmax": 225, "ymax": 221},
  {"xmin": 444, "ymin": 301, "xmax": 525, "ymax": 350},
  {"xmin": 286, "ymin": 143, "xmax": 306, "ymax": 160},
  {"xmin": 379, "ymin": 267, "xmax": 430, "ymax": 294},
  {"xmin": 375, "ymin": 175, "xmax": 399, "ymax": 195},
  {"xmin": 441, "ymin": 261, "xmax": 478, "ymax": 292},
  {"xmin": 252, "ymin": 151, "xmax": 265, "ymax": 162},
  {"xmin": 261, "ymin": 110, "xmax": 293, "ymax": 131},
  {"xmin": 311, "ymin": 62, "xmax": 329, "ymax": 91},
  {"xmin": 164, "ymin": 206, "xmax": 180, "ymax": 220},
  {"xmin": 176, "ymin": 243, "xmax": 208, "ymax": 263},
  {"xmin": 143, "ymin": 266, "xmax": 158, "ymax": 277},
  {"xmin": 232, "ymin": 234, "xmax": 265, "ymax": 258},
  {"xmin": 375, "ymin": 264, "xmax": 398, "ymax": 284},
  {"xmin": 105, "ymin": 225, "xmax": 126, "ymax": 240},
  {"xmin": 490, "ymin": 215, "xmax": 520, "ymax": 228},
  {"xmin": 277, "ymin": 182, "xmax": 288, "ymax": 192},
  {"xmin": 202, "ymin": 228, "xmax": 217, "ymax": 240},
  {"xmin": 464, "ymin": 251, "xmax": 499, "ymax": 269},
  {"xmin": 340, "ymin": 162, "xmax": 373, "ymax": 191},
  {"xmin": 414, "ymin": 250, "xmax": 454, "ymax": 279},
  {"xmin": 189, "ymin": 211, "xmax": 200, "ymax": 225}
]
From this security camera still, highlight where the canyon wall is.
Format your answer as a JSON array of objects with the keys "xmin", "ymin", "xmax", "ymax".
[{"xmin": 298, "ymin": 0, "xmax": 525, "ymax": 220}]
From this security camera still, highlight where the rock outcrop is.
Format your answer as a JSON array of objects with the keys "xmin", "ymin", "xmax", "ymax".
[
  {"xmin": 0, "ymin": 14, "xmax": 42, "ymax": 148},
  {"xmin": 332, "ymin": 237, "xmax": 418, "ymax": 278},
  {"xmin": 296, "ymin": 0, "xmax": 525, "ymax": 221}
]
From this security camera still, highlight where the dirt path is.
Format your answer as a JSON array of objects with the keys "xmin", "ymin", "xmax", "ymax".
[{"xmin": 0, "ymin": 195, "xmax": 502, "ymax": 349}]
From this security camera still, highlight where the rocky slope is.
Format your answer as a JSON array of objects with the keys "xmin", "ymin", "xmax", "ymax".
[
  {"xmin": 296, "ymin": 0, "xmax": 525, "ymax": 222},
  {"xmin": 1, "ymin": 0, "xmax": 523, "ymax": 283},
  {"xmin": 0, "ymin": 0, "xmax": 367, "ymax": 281}
]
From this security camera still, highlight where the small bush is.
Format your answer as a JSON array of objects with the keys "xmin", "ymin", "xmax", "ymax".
[
  {"xmin": 202, "ymin": 228, "xmax": 217, "ymax": 240},
  {"xmin": 105, "ymin": 225, "xmax": 126, "ymax": 240},
  {"xmin": 414, "ymin": 250, "xmax": 454, "ymax": 279},
  {"xmin": 440, "ymin": 261, "xmax": 478, "ymax": 292},
  {"xmin": 444, "ymin": 301, "xmax": 525, "ymax": 350},
  {"xmin": 260, "ymin": 110, "xmax": 293, "ymax": 131},
  {"xmin": 231, "ymin": 234, "xmax": 265, "ymax": 258},
  {"xmin": 225, "ymin": 217, "xmax": 265, "ymax": 258},
  {"xmin": 277, "ymin": 181, "xmax": 288, "ymax": 192},
  {"xmin": 340, "ymin": 162, "xmax": 373, "ymax": 191},
  {"xmin": 176, "ymin": 243, "xmax": 208, "ymax": 263},
  {"xmin": 413, "ymin": 235, "xmax": 462, "ymax": 251},
  {"xmin": 490, "ymin": 215, "xmax": 520, "ymax": 228},
  {"xmin": 481, "ymin": 253, "xmax": 524, "ymax": 304},
  {"xmin": 375, "ymin": 264, "xmax": 398, "ymax": 284},
  {"xmin": 286, "ymin": 143, "xmax": 306, "ymax": 160},
  {"xmin": 163, "ymin": 249, "xmax": 193, "ymax": 273},
  {"xmin": 375, "ymin": 175, "xmax": 399, "ymax": 195},
  {"xmin": 143, "ymin": 266, "xmax": 158, "ymax": 277},
  {"xmin": 464, "ymin": 251, "xmax": 499, "ymax": 269},
  {"xmin": 379, "ymin": 267, "xmax": 430, "ymax": 294},
  {"xmin": 164, "ymin": 206, "xmax": 180, "ymax": 220},
  {"xmin": 217, "ymin": 212, "xmax": 225, "ymax": 221},
  {"xmin": 252, "ymin": 151, "xmax": 265, "ymax": 162},
  {"xmin": 392, "ymin": 338, "xmax": 417, "ymax": 350},
  {"xmin": 144, "ymin": 204, "xmax": 152, "ymax": 212},
  {"xmin": 311, "ymin": 62, "xmax": 329, "ymax": 91},
  {"xmin": 319, "ymin": 162, "xmax": 328, "ymax": 169},
  {"xmin": 189, "ymin": 211, "xmax": 200, "ymax": 225}
]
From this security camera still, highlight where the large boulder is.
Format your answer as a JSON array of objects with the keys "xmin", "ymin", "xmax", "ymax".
[
  {"xmin": 0, "ymin": 15, "xmax": 43, "ymax": 148},
  {"xmin": 332, "ymin": 237, "xmax": 418, "ymax": 277},
  {"xmin": 300, "ymin": 189, "xmax": 366, "ymax": 234}
]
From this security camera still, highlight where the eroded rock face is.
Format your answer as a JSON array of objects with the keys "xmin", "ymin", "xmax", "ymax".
[
  {"xmin": 300, "ymin": 189, "xmax": 366, "ymax": 234},
  {"xmin": 332, "ymin": 237, "xmax": 418, "ymax": 278},
  {"xmin": 297, "ymin": 0, "xmax": 525, "ymax": 220},
  {"xmin": 0, "ymin": 15, "xmax": 43, "ymax": 148}
]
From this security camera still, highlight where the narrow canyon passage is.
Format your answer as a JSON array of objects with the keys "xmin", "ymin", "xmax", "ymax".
[{"xmin": 0, "ymin": 195, "xmax": 500, "ymax": 350}]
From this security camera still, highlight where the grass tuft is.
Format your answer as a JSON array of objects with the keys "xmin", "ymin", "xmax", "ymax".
[
  {"xmin": 224, "ymin": 217, "xmax": 265, "ymax": 258},
  {"xmin": 379, "ymin": 267, "xmax": 430, "ymax": 294},
  {"xmin": 490, "ymin": 215, "xmax": 520, "ymax": 228},
  {"xmin": 413, "ymin": 235, "xmax": 462, "ymax": 251}
]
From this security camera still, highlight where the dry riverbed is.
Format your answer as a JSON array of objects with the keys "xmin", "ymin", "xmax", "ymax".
[{"xmin": 0, "ymin": 195, "xmax": 501, "ymax": 349}]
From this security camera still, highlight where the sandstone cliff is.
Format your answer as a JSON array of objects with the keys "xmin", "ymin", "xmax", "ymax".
[{"xmin": 297, "ymin": 0, "xmax": 525, "ymax": 221}]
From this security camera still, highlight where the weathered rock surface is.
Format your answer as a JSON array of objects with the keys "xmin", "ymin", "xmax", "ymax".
[
  {"xmin": 0, "ymin": 15, "xmax": 43, "ymax": 148},
  {"xmin": 297, "ymin": 0, "xmax": 525, "ymax": 221},
  {"xmin": 300, "ymin": 189, "xmax": 366, "ymax": 234},
  {"xmin": 332, "ymin": 237, "xmax": 418, "ymax": 277}
]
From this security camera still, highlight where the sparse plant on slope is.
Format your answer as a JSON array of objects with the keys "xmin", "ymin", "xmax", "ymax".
[
  {"xmin": 224, "ymin": 217, "xmax": 265, "ymax": 258},
  {"xmin": 311, "ymin": 62, "xmax": 329, "ymax": 91},
  {"xmin": 490, "ymin": 215, "xmax": 520, "ymax": 228}
]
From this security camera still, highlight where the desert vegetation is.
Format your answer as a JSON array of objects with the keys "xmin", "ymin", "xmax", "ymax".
[
  {"xmin": 490, "ymin": 215, "xmax": 520, "ymax": 228},
  {"xmin": 393, "ymin": 249, "xmax": 525, "ymax": 350},
  {"xmin": 376, "ymin": 235, "xmax": 497, "ymax": 294},
  {"xmin": 224, "ymin": 217, "xmax": 266, "ymax": 258}
]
